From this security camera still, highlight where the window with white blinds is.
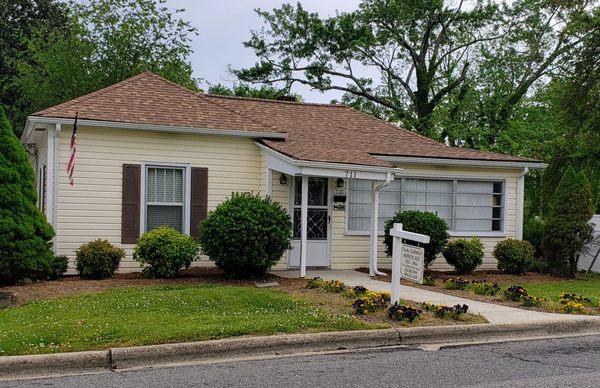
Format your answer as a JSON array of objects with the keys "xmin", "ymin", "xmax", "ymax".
[
  {"xmin": 145, "ymin": 167, "xmax": 185, "ymax": 232},
  {"xmin": 347, "ymin": 178, "xmax": 504, "ymax": 234}
]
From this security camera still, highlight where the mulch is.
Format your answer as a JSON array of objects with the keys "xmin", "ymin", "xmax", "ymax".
[{"xmin": 1, "ymin": 267, "xmax": 290, "ymax": 306}]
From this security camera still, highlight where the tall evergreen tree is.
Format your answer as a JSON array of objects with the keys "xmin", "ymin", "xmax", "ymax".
[
  {"xmin": 0, "ymin": 107, "xmax": 54, "ymax": 285},
  {"xmin": 542, "ymin": 166, "xmax": 594, "ymax": 277}
]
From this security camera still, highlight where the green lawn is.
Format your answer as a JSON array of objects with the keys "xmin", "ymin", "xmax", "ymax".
[
  {"xmin": 0, "ymin": 284, "xmax": 374, "ymax": 356},
  {"xmin": 519, "ymin": 273, "xmax": 600, "ymax": 304}
]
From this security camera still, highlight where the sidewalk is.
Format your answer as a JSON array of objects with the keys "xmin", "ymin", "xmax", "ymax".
[{"xmin": 273, "ymin": 270, "xmax": 600, "ymax": 325}]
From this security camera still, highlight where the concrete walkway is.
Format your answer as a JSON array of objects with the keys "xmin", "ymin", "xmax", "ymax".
[{"xmin": 273, "ymin": 269, "xmax": 600, "ymax": 325}]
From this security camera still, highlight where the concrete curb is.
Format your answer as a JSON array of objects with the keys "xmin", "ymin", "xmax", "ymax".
[{"xmin": 3, "ymin": 318, "xmax": 600, "ymax": 380}]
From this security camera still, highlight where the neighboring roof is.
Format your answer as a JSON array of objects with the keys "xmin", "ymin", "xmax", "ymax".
[
  {"xmin": 33, "ymin": 72, "xmax": 280, "ymax": 135},
  {"xmin": 32, "ymin": 72, "xmax": 541, "ymax": 168}
]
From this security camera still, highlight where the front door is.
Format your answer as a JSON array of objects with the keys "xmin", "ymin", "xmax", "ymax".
[{"xmin": 289, "ymin": 177, "xmax": 330, "ymax": 267}]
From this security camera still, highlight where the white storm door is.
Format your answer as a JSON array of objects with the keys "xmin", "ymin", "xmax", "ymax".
[{"xmin": 289, "ymin": 177, "xmax": 330, "ymax": 267}]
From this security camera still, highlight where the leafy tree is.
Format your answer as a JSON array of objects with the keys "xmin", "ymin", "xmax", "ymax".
[
  {"xmin": 236, "ymin": 0, "xmax": 596, "ymax": 141},
  {"xmin": 207, "ymin": 83, "xmax": 302, "ymax": 101},
  {"xmin": 0, "ymin": 0, "xmax": 70, "ymax": 136},
  {"xmin": 0, "ymin": 107, "xmax": 54, "ymax": 285},
  {"xmin": 542, "ymin": 166, "xmax": 593, "ymax": 277},
  {"xmin": 11, "ymin": 0, "xmax": 199, "ymax": 136}
]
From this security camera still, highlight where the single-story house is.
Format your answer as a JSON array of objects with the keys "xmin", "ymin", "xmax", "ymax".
[{"xmin": 21, "ymin": 72, "xmax": 545, "ymax": 276}]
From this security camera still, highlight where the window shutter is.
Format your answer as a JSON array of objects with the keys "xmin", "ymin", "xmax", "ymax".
[
  {"xmin": 122, "ymin": 164, "xmax": 141, "ymax": 244},
  {"xmin": 190, "ymin": 167, "xmax": 208, "ymax": 240}
]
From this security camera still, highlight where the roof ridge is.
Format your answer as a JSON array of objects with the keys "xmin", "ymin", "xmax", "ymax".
[
  {"xmin": 35, "ymin": 72, "xmax": 152, "ymax": 116},
  {"xmin": 141, "ymin": 72, "xmax": 282, "ymax": 133},
  {"xmin": 203, "ymin": 92, "xmax": 347, "ymax": 108}
]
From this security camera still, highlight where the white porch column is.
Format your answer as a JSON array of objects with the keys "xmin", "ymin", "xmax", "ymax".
[
  {"xmin": 515, "ymin": 167, "xmax": 528, "ymax": 240},
  {"xmin": 369, "ymin": 182, "xmax": 380, "ymax": 277},
  {"xmin": 300, "ymin": 175, "xmax": 309, "ymax": 278}
]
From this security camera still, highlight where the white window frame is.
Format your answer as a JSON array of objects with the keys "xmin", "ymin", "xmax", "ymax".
[
  {"xmin": 345, "ymin": 175, "xmax": 508, "ymax": 238},
  {"xmin": 140, "ymin": 162, "xmax": 192, "ymax": 236}
]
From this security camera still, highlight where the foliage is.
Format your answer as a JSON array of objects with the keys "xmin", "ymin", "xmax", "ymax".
[
  {"xmin": 352, "ymin": 291, "xmax": 389, "ymax": 315},
  {"xmin": 0, "ymin": 108, "xmax": 54, "ymax": 285},
  {"xmin": 133, "ymin": 226, "xmax": 198, "ymax": 279},
  {"xmin": 443, "ymin": 238, "xmax": 484, "ymax": 275},
  {"xmin": 542, "ymin": 166, "xmax": 594, "ymax": 277},
  {"xmin": 469, "ymin": 280, "xmax": 500, "ymax": 296},
  {"xmin": 198, "ymin": 192, "xmax": 292, "ymax": 278},
  {"xmin": 520, "ymin": 295, "xmax": 544, "ymax": 307},
  {"xmin": 559, "ymin": 293, "xmax": 592, "ymax": 305},
  {"xmin": 75, "ymin": 239, "xmax": 124, "ymax": 280},
  {"xmin": 10, "ymin": 0, "xmax": 199, "ymax": 134},
  {"xmin": 443, "ymin": 277, "xmax": 470, "ymax": 290},
  {"xmin": 523, "ymin": 216, "xmax": 545, "ymax": 258},
  {"xmin": 0, "ymin": 284, "xmax": 372, "ymax": 356},
  {"xmin": 494, "ymin": 239, "xmax": 535, "ymax": 275},
  {"xmin": 207, "ymin": 83, "xmax": 301, "ymax": 101},
  {"xmin": 345, "ymin": 285, "xmax": 368, "ymax": 299},
  {"xmin": 388, "ymin": 303, "xmax": 422, "ymax": 322},
  {"xmin": 0, "ymin": 0, "xmax": 70, "ymax": 136},
  {"xmin": 323, "ymin": 280, "xmax": 346, "ymax": 293},
  {"xmin": 562, "ymin": 301, "xmax": 586, "ymax": 314},
  {"xmin": 503, "ymin": 285, "xmax": 529, "ymax": 302},
  {"xmin": 383, "ymin": 211, "xmax": 449, "ymax": 268},
  {"xmin": 306, "ymin": 277, "xmax": 325, "ymax": 289},
  {"xmin": 49, "ymin": 256, "xmax": 69, "ymax": 280},
  {"xmin": 422, "ymin": 276, "xmax": 436, "ymax": 287},
  {"xmin": 422, "ymin": 303, "xmax": 469, "ymax": 320}
]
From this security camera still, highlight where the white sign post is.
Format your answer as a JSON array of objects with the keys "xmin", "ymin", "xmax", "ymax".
[{"xmin": 390, "ymin": 223, "xmax": 430, "ymax": 304}]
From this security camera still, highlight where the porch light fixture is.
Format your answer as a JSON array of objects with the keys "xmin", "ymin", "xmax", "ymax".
[
  {"xmin": 279, "ymin": 174, "xmax": 288, "ymax": 185},
  {"xmin": 336, "ymin": 178, "xmax": 344, "ymax": 188}
]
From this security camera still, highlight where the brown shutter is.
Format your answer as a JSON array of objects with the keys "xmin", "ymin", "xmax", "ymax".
[
  {"xmin": 122, "ymin": 164, "xmax": 141, "ymax": 244},
  {"xmin": 190, "ymin": 167, "xmax": 208, "ymax": 240}
]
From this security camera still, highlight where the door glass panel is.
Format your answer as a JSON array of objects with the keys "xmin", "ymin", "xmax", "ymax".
[
  {"xmin": 293, "ymin": 209, "xmax": 328, "ymax": 240},
  {"xmin": 294, "ymin": 177, "xmax": 328, "ymax": 206}
]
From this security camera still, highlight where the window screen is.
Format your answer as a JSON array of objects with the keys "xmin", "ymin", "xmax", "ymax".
[{"xmin": 146, "ymin": 167, "xmax": 184, "ymax": 232}]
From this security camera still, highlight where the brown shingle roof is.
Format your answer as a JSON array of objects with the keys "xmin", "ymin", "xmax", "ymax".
[{"xmin": 33, "ymin": 72, "xmax": 540, "ymax": 167}]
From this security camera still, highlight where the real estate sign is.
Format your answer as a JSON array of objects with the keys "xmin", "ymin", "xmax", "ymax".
[{"xmin": 400, "ymin": 245, "xmax": 424, "ymax": 284}]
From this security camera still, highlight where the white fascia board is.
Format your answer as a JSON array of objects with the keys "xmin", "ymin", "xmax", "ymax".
[
  {"xmin": 375, "ymin": 155, "xmax": 547, "ymax": 169},
  {"xmin": 26, "ymin": 116, "xmax": 287, "ymax": 139},
  {"xmin": 256, "ymin": 142, "xmax": 402, "ymax": 180}
]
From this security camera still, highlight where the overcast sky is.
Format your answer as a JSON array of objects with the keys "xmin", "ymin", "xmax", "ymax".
[{"xmin": 164, "ymin": 0, "xmax": 362, "ymax": 102}]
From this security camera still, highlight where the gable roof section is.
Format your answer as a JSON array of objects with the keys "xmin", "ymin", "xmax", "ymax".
[
  {"xmin": 32, "ymin": 72, "xmax": 541, "ymax": 168},
  {"xmin": 33, "ymin": 72, "xmax": 280, "ymax": 135}
]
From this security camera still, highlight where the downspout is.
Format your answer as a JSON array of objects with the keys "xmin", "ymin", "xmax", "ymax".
[
  {"xmin": 370, "ymin": 172, "xmax": 394, "ymax": 276},
  {"xmin": 515, "ymin": 167, "xmax": 529, "ymax": 240}
]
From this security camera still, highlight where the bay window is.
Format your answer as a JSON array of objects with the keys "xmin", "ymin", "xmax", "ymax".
[{"xmin": 347, "ymin": 178, "xmax": 504, "ymax": 234}]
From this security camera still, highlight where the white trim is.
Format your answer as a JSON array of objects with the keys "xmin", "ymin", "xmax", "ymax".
[
  {"xmin": 515, "ymin": 167, "xmax": 529, "ymax": 240},
  {"xmin": 256, "ymin": 142, "xmax": 402, "ymax": 176},
  {"xmin": 300, "ymin": 175, "xmax": 308, "ymax": 278},
  {"xmin": 140, "ymin": 162, "xmax": 191, "ymax": 236},
  {"xmin": 376, "ymin": 155, "xmax": 547, "ymax": 169},
  {"xmin": 27, "ymin": 116, "xmax": 287, "ymax": 139}
]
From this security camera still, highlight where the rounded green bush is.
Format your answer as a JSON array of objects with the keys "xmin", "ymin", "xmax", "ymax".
[
  {"xmin": 198, "ymin": 192, "xmax": 292, "ymax": 278},
  {"xmin": 49, "ymin": 255, "xmax": 69, "ymax": 280},
  {"xmin": 494, "ymin": 239, "xmax": 535, "ymax": 275},
  {"xmin": 523, "ymin": 216, "xmax": 544, "ymax": 258},
  {"xmin": 75, "ymin": 239, "xmax": 124, "ymax": 279},
  {"xmin": 443, "ymin": 238, "xmax": 484, "ymax": 275},
  {"xmin": 133, "ymin": 226, "xmax": 198, "ymax": 278},
  {"xmin": 384, "ymin": 211, "xmax": 449, "ymax": 268}
]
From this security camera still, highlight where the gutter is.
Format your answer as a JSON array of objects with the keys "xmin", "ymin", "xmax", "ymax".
[
  {"xmin": 375, "ymin": 155, "xmax": 547, "ymax": 169},
  {"xmin": 26, "ymin": 116, "xmax": 288, "ymax": 140}
]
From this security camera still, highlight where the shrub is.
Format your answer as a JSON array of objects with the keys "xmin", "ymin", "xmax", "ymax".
[
  {"xmin": 383, "ymin": 211, "xmax": 449, "ymax": 268},
  {"xmin": 443, "ymin": 238, "xmax": 484, "ymax": 274},
  {"xmin": 352, "ymin": 291, "xmax": 389, "ymax": 314},
  {"xmin": 469, "ymin": 280, "xmax": 500, "ymax": 296},
  {"xmin": 198, "ymin": 192, "xmax": 292, "ymax": 278},
  {"xmin": 0, "ymin": 108, "xmax": 54, "ymax": 285},
  {"xmin": 494, "ymin": 239, "xmax": 535, "ymax": 275},
  {"xmin": 75, "ymin": 239, "xmax": 124, "ymax": 279},
  {"xmin": 306, "ymin": 277, "xmax": 325, "ymax": 289},
  {"xmin": 133, "ymin": 226, "xmax": 198, "ymax": 278},
  {"xmin": 542, "ymin": 166, "xmax": 594, "ymax": 277},
  {"xmin": 443, "ymin": 277, "xmax": 470, "ymax": 290},
  {"xmin": 523, "ymin": 216, "xmax": 544, "ymax": 258},
  {"xmin": 422, "ymin": 276, "xmax": 436, "ymax": 286},
  {"xmin": 503, "ymin": 285, "xmax": 529, "ymax": 302},
  {"xmin": 388, "ymin": 303, "xmax": 422, "ymax": 322},
  {"xmin": 48, "ymin": 256, "xmax": 69, "ymax": 280}
]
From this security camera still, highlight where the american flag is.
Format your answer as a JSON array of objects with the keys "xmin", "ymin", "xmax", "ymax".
[{"xmin": 67, "ymin": 113, "xmax": 78, "ymax": 186}]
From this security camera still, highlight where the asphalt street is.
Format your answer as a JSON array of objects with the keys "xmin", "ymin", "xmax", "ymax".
[{"xmin": 5, "ymin": 334, "xmax": 600, "ymax": 387}]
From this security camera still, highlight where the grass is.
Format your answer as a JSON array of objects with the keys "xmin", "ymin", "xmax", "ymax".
[
  {"xmin": 519, "ymin": 273, "xmax": 600, "ymax": 305},
  {"xmin": 0, "ymin": 284, "xmax": 374, "ymax": 356}
]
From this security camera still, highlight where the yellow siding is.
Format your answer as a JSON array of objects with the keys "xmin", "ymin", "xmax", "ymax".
[
  {"xmin": 270, "ymin": 171, "xmax": 290, "ymax": 269},
  {"xmin": 57, "ymin": 126, "xmax": 262, "ymax": 271},
  {"xmin": 331, "ymin": 165, "xmax": 521, "ymax": 271}
]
